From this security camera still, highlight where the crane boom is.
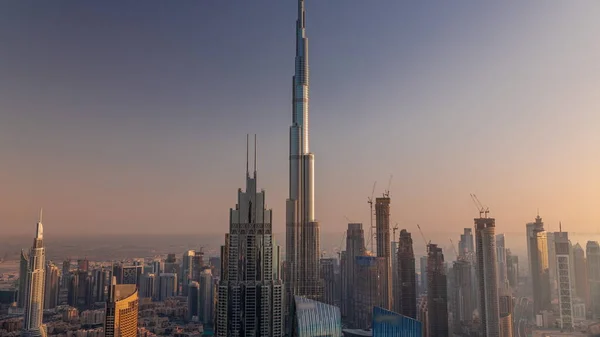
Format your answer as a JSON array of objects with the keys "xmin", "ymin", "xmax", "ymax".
[
  {"xmin": 416, "ymin": 224, "xmax": 429, "ymax": 251},
  {"xmin": 449, "ymin": 238, "xmax": 459, "ymax": 259}
]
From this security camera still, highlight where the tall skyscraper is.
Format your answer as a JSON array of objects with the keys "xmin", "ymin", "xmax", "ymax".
[
  {"xmin": 530, "ymin": 214, "xmax": 551, "ymax": 314},
  {"xmin": 22, "ymin": 211, "xmax": 47, "ymax": 337},
  {"xmin": 426, "ymin": 243, "xmax": 448, "ymax": 337},
  {"xmin": 395, "ymin": 229, "xmax": 417, "ymax": 319},
  {"xmin": 506, "ymin": 249, "xmax": 519, "ymax": 290},
  {"xmin": 199, "ymin": 269, "xmax": 214, "ymax": 326},
  {"xmin": 343, "ymin": 223, "xmax": 365, "ymax": 325},
  {"xmin": 547, "ymin": 232, "xmax": 557, "ymax": 301},
  {"xmin": 44, "ymin": 262, "xmax": 59, "ymax": 310},
  {"xmin": 181, "ymin": 250, "xmax": 195, "ymax": 296},
  {"xmin": 139, "ymin": 273, "xmax": 156, "ymax": 300},
  {"xmin": 420, "ymin": 255, "xmax": 428, "ymax": 295},
  {"xmin": 188, "ymin": 281, "xmax": 199, "ymax": 321},
  {"xmin": 573, "ymin": 243, "xmax": 589, "ymax": 305},
  {"xmin": 496, "ymin": 234, "xmax": 509, "ymax": 291},
  {"xmin": 104, "ymin": 277, "xmax": 138, "ymax": 337},
  {"xmin": 216, "ymin": 138, "xmax": 284, "ymax": 337},
  {"xmin": 499, "ymin": 293, "xmax": 514, "ymax": 337},
  {"xmin": 319, "ymin": 258, "xmax": 336, "ymax": 306},
  {"xmin": 375, "ymin": 196, "xmax": 392, "ymax": 310},
  {"xmin": 586, "ymin": 241, "xmax": 600, "ymax": 319},
  {"xmin": 555, "ymin": 231, "xmax": 574, "ymax": 330},
  {"xmin": 475, "ymin": 216, "xmax": 500, "ymax": 337},
  {"xmin": 158, "ymin": 273, "xmax": 177, "ymax": 300},
  {"xmin": 452, "ymin": 259, "xmax": 475, "ymax": 332},
  {"xmin": 459, "ymin": 228, "xmax": 474, "ymax": 258},
  {"xmin": 286, "ymin": 0, "xmax": 322, "ymax": 317},
  {"xmin": 18, "ymin": 250, "xmax": 29, "ymax": 308},
  {"xmin": 526, "ymin": 221, "xmax": 536, "ymax": 277},
  {"xmin": 354, "ymin": 255, "xmax": 386, "ymax": 329}
]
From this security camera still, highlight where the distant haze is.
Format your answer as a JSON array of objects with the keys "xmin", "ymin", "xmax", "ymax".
[{"xmin": 1, "ymin": 1, "xmax": 599, "ymax": 237}]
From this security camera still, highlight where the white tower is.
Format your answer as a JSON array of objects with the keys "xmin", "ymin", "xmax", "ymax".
[{"xmin": 23, "ymin": 210, "xmax": 47, "ymax": 337}]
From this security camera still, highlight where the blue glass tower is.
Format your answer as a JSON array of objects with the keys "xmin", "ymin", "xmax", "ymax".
[
  {"xmin": 292, "ymin": 296, "xmax": 342, "ymax": 337},
  {"xmin": 372, "ymin": 307, "xmax": 422, "ymax": 337}
]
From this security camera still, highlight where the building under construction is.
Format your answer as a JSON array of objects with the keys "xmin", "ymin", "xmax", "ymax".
[
  {"xmin": 475, "ymin": 216, "xmax": 500, "ymax": 337},
  {"xmin": 427, "ymin": 243, "xmax": 448, "ymax": 337},
  {"xmin": 375, "ymin": 197, "xmax": 392, "ymax": 310}
]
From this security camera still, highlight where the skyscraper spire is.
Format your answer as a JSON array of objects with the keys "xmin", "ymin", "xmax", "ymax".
[{"xmin": 23, "ymin": 211, "xmax": 47, "ymax": 337}]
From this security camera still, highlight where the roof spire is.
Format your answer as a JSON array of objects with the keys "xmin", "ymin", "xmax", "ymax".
[
  {"xmin": 253, "ymin": 134, "xmax": 257, "ymax": 175},
  {"xmin": 246, "ymin": 134, "xmax": 249, "ymax": 177}
]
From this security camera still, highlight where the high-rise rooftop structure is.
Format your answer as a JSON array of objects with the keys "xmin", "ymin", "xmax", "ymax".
[
  {"xmin": 573, "ymin": 243, "xmax": 589, "ymax": 306},
  {"xmin": 426, "ymin": 243, "xmax": 448, "ymax": 337},
  {"xmin": 586, "ymin": 241, "xmax": 600, "ymax": 319},
  {"xmin": 375, "ymin": 197, "xmax": 392, "ymax": 310},
  {"xmin": 104, "ymin": 277, "xmax": 138, "ymax": 337},
  {"xmin": 22, "ymin": 210, "xmax": 47, "ymax": 337},
  {"xmin": 286, "ymin": 0, "xmax": 322, "ymax": 321},
  {"xmin": 44, "ymin": 262, "xmax": 59, "ymax": 310},
  {"xmin": 395, "ymin": 229, "xmax": 416, "ymax": 319},
  {"xmin": 216, "ymin": 137, "xmax": 284, "ymax": 337},
  {"xmin": 530, "ymin": 214, "xmax": 551, "ymax": 314},
  {"xmin": 475, "ymin": 216, "xmax": 500, "ymax": 337},
  {"xmin": 343, "ymin": 223, "xmax": 365, "ymax": 325},
  {"xmin": 555, "ymin": 231, "xmax": 574, "ymax": 330}
]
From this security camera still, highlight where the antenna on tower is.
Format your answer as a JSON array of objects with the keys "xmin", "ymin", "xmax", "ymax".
[
  {"xmin": 367, "ymin": 181, "xmax": 377, "ymax": 252},
  {"xmin": 254, "ymin": 134, "xmax": 257, "ymax": 174},
  {"xmin": 246, "ymin": 134, "xmax": 249, "ymax": 176},
  {"xmin": 39, "ymin": 208, "xmax": 43, "ymax": 223}
]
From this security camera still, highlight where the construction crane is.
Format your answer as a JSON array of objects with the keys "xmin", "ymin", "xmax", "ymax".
[
  {"xmin": 367, "ymin": 181, "xmax": 377, "ymax": 252},
  {"xmin": 449, "ymin": 238, "xmax": 459, "ymax": 260},
  {"xmin": 392, "ymin": 223, "xmax": 399, "ymax": 242},
  {"xmin": 470, "ymin": 193, "xmax": 489, "ymax": 218},
  {"xmin": 416, "ymin": 224, "xmax": 430, "ymax": 252},
  {"xmin": 383, "ymin": 174, "xmax": 393, "ymax": 198}
]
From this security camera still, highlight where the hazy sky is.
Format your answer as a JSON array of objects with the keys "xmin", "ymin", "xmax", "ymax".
[{"xmin": 1, "ymin": 1, "xmax": 600, "ymax": 238}]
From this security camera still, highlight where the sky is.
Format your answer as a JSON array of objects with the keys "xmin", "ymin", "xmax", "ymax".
[{"xmin": 1, "ymin": 1, "xmax": 600, "ymax": 239}]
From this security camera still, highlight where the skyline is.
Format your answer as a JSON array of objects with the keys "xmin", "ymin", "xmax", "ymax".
[{"xmin": 2, "ymin": 1, "xmax": 600, "ymax": 236}]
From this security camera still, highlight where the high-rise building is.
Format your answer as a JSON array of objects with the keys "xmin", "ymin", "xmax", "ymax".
[
  {"xmin": 475, "ymin": 216, "xmax": 500, "ymax": 337},
  {"xmin": 286, "ymin": 0, "xmax": 322, "ymax": 323},
  {"xmin": 44, "ymin": 262, "xmax": 59, "ymax": 309},
  {"xmin": 555, "ymin": 231, "xmax": 574, "ymax": 330},
  {"xmin": 459, "ymin": 228, "xmax": 474, "ymax": 258},
  {"xmin": 499, "ymin": 293, "xmax": 514, "ymax": 337},
  {"xmin": 506, "ymin": 249, "xmax": 519, "ymax": 290},
  {"xmin": 417, "ymin": 296, "xmax": 429, "ymax": 337},
  {"xmin": 181, "ymin": 250, "xmax": 195, "ymax": 296},
  {"xmin": 22, "ymin": 211, "xmax": 46, "ymax": 337},
  {"xmin": 375, "ymin": 196, "xmax": 392, "ymax": 310},
  {"xmin": 122, "ymin": 265, "xmax": 142, "ymax": 286},
  {"xmin": 395, "ymin": 229, "xmax": 416, "ymax": 319},
  {"xmin": 188, "ymin": 281, "xmax": 199, "ymax": 321},
  {"xmin": 587, "ymin": 241, "xmax": 600, "ymax": 319},
  {"xmin": 199, "ymin": 269, "xmax": 214, "ymax": 326},
  {"xmin": 452, "ymin": 259, "xmax": 475, "ymax": 332},
  {"xmin": 92, "ymin": 267, "xmax": 111, "ymax": 303},
  {"xmin": 209, "ymin": 256, "xmax": 221, "ymax": 278},
  {"xmin": 104, "ymin": 277, "xmax": 138, "ymax": 337},
  {"xmin": 526, "ymin": 221, "xmax": 536, "ymax": 277},
  {"xmin": 18, "ymin": 250, "xmax": 29, "ymax": 308},
  {"xmin": 354, "ymin": 255, "xmax": 386, "ymax": 328},
  {"xmin": 427, "ymin": 243, "xmax": 448, "ymax": 337},
  {"xmin": 547, "ymin": 232, "xmax": 557, "ymax": 300},
  {"xmin": 419, "ymin": 256, "xmax": 428, "ymax": 295},
  {"xmin": 530, "ymin": 215, "xmax": 551, "ymax": 314},
  {"xmin": 573, "ymin": 243, "xmax": 589, "ymax": 305},
  {"xmin": 216, "ymin": 139, "xmax": 284, "ymax": 337},
  {"xmin": 496, "ymin": 234, "xmax": 509, "ymax": 291},
  {"xmin": 139, "ymin": 273, "xmax": 156, "ymax": 299},
  {"xmin": 192, "ymin": 250, "xmax": 205, "ymax": 282},
  {"xmin": 320, "ymin": 258, "xmax": 336, "ymax": 306},
  {"xmin": 372, "ymin": 306, "xmax": 423, "ymax": 337},
  {"xmin": 151, "ymin": 260, "xmax": 162, "ymax": 275},
  {"xmin": 158, "ymin": 273, "xmax": 177, "ymax": 300},
  {"xmin": 78, "ymin": 259, "xmax": 89, "ymax": 272},
  {"xmin": 290, "ymin": 296, "xmax": 342, "ymax": 337},
  {"xmin": 343, "ymin": 223, "xmax": 365, "ymax": 324}
]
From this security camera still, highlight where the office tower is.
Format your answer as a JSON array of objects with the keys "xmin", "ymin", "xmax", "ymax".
[
  {"xmin": 163, "ymin": 254, "xmax": 180, "ymax": 280},
  {"xmin": 216, "ymin": 139, "xmax": 284, "ymax": 337},
  {"xmin": 573, "ymin": 243, "xmax": 589, "ymax": 305},
  {"xmin": 452, "ymin": 259, "xmax": 475, "ymax": 332},
  {"xmin": 530, "ymin": 215, "xmax": 551, "ymax": 314},
  {"xmin": 475, "ymin": 216, "xmax": 500, "ymax": 337},
  {"xmin": 104, "ymin": 277, "xmax": 138, "ymax": 337},
  {"xmin": 417, "ymin": 296, "xmax": 429, "ymax": 337},
  {"xmin": 18, "ymin": 250, "xmax": 29, "ymax": 308},
  {"xmin": 286, "ymin": 0, "xmax": 322, "ymax": 320},
  {"xmin": 547, "ymin": 232, "xmax": 557, "ymax": 300},
  {"xmin": 526, "ymin": 222, "xmax": 536, "ymax": 277},
  {"xmin": 555, "ymin": 231, "xmax": 574, "ymax": 330},
  {"xmin": 395, "ymin": 229, "xmax": 417, "ymax": 319},
  {"xmin": 93, "ymin": 267, "xmax": 112, "ymax": 303},
  {"xmin": 344, "ymin": 223, "xmax": 365, "ymax": 324},
  {"xmin": 181, "ymin": 250, "xmax": 195, "ymax": 296},
  {"xmin": 375, "ymin": 196, "xmax": 392, "ymax": 310},
  {"xmin": 199, "ymin": 269, "xmax": 214, "ymax": 325},
  {"xmin": 112, "ymin": 263, "xmax": 123, "ymax": 284},
  {"xmin": 192, "ymin": 250, "xmax": 205, "ymax": 281},
  {"xmin": 78, "ymin": 258, "xmax": 89, "ymax": 272},
  {"xmin": 426, "ymin": 243, "xmax": 448, "ymax": 337},
  {"xmin": 22, "ymin": 211, "xmax": 46, "ymax": 337},
  {"xmin": 75, "ymin": 270, "xmax": 93, "ymax": 307},
  {"xmin": 496, "ymin": 234, "xmax": 509, "ymax": 290},
  {"xmin": 354, "ymin": 255, "xmax": 386, "ymax": 329},
  {"xmin": 122, "ymin": 265, "xmax": 142, "ymax": 286},
  {"xmin": 67, "ymin": 273, "xmax": 78, "ymax": 306},
  {"xmin": 459, "ymin": 228, "xmax": 474, "ymax": 257},
  {"xmin": 498, "ymin": 293, "xmax": 514, "ymax": 337},
  {"xmin": 44, "ymin": 262, "xmax": 59, "ymax": 309},
  {"xmin": 290, "ymin": 296, "xmax": 342, "ymax": 337},
  {"xmin": 151, "ymin": 260, "xmax": 162, "ymax": 275},
  {"xmin": 188, "ymin": 281, "xmax": 199, "ymax": 321},
  {"xmin": 158, "ymin": 273, "xmax": 177, "ymax": 300},
  {"xmin": 320, "ymin": 258, "xmax": 336, "ymax": 306},
  {"xmin": 139, "ymin": 273, "xmax": 156, "ymax": 299},
  {"xmin": 506, "ymin": 249, "xmax": 519, "ymax": 290},
  {"xmin": 420, "ymin": 256, "xmax": 428, "ymax": 295},
  {"xmin": 209, "ymin": 256, "xmax": 221, "ymax": 278},
  {"xmin": 587, "ymin": 241, "xmax": 600, "ymax": 319},
  {"xmin": 372, "ymin": 306, "xmax": 423, "ymax": 337},
  {"xmin": 391, "ymin": 238, "xmax": 399, "ymax": 311}
]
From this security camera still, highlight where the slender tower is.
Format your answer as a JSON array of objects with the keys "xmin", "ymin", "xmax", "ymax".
[
  {"xmin": 475, "ymin": 216, "xmax": 500, "ymax": 337},
  {"xmin": 286, "ymin": 0, "xmax": 321, "ymax": 319},
  {"xmin": 23, "ymin": 210, "xmax": 47, "ymax": 337}
]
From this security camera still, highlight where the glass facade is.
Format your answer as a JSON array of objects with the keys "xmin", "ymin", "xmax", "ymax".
[
  {"xmin": 372, "ymin": 307, "xmax": 422, "ymax": 337},
  {"xmin": 293, "ymin": 296, "xmax": 342, "ymax": 337}
]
